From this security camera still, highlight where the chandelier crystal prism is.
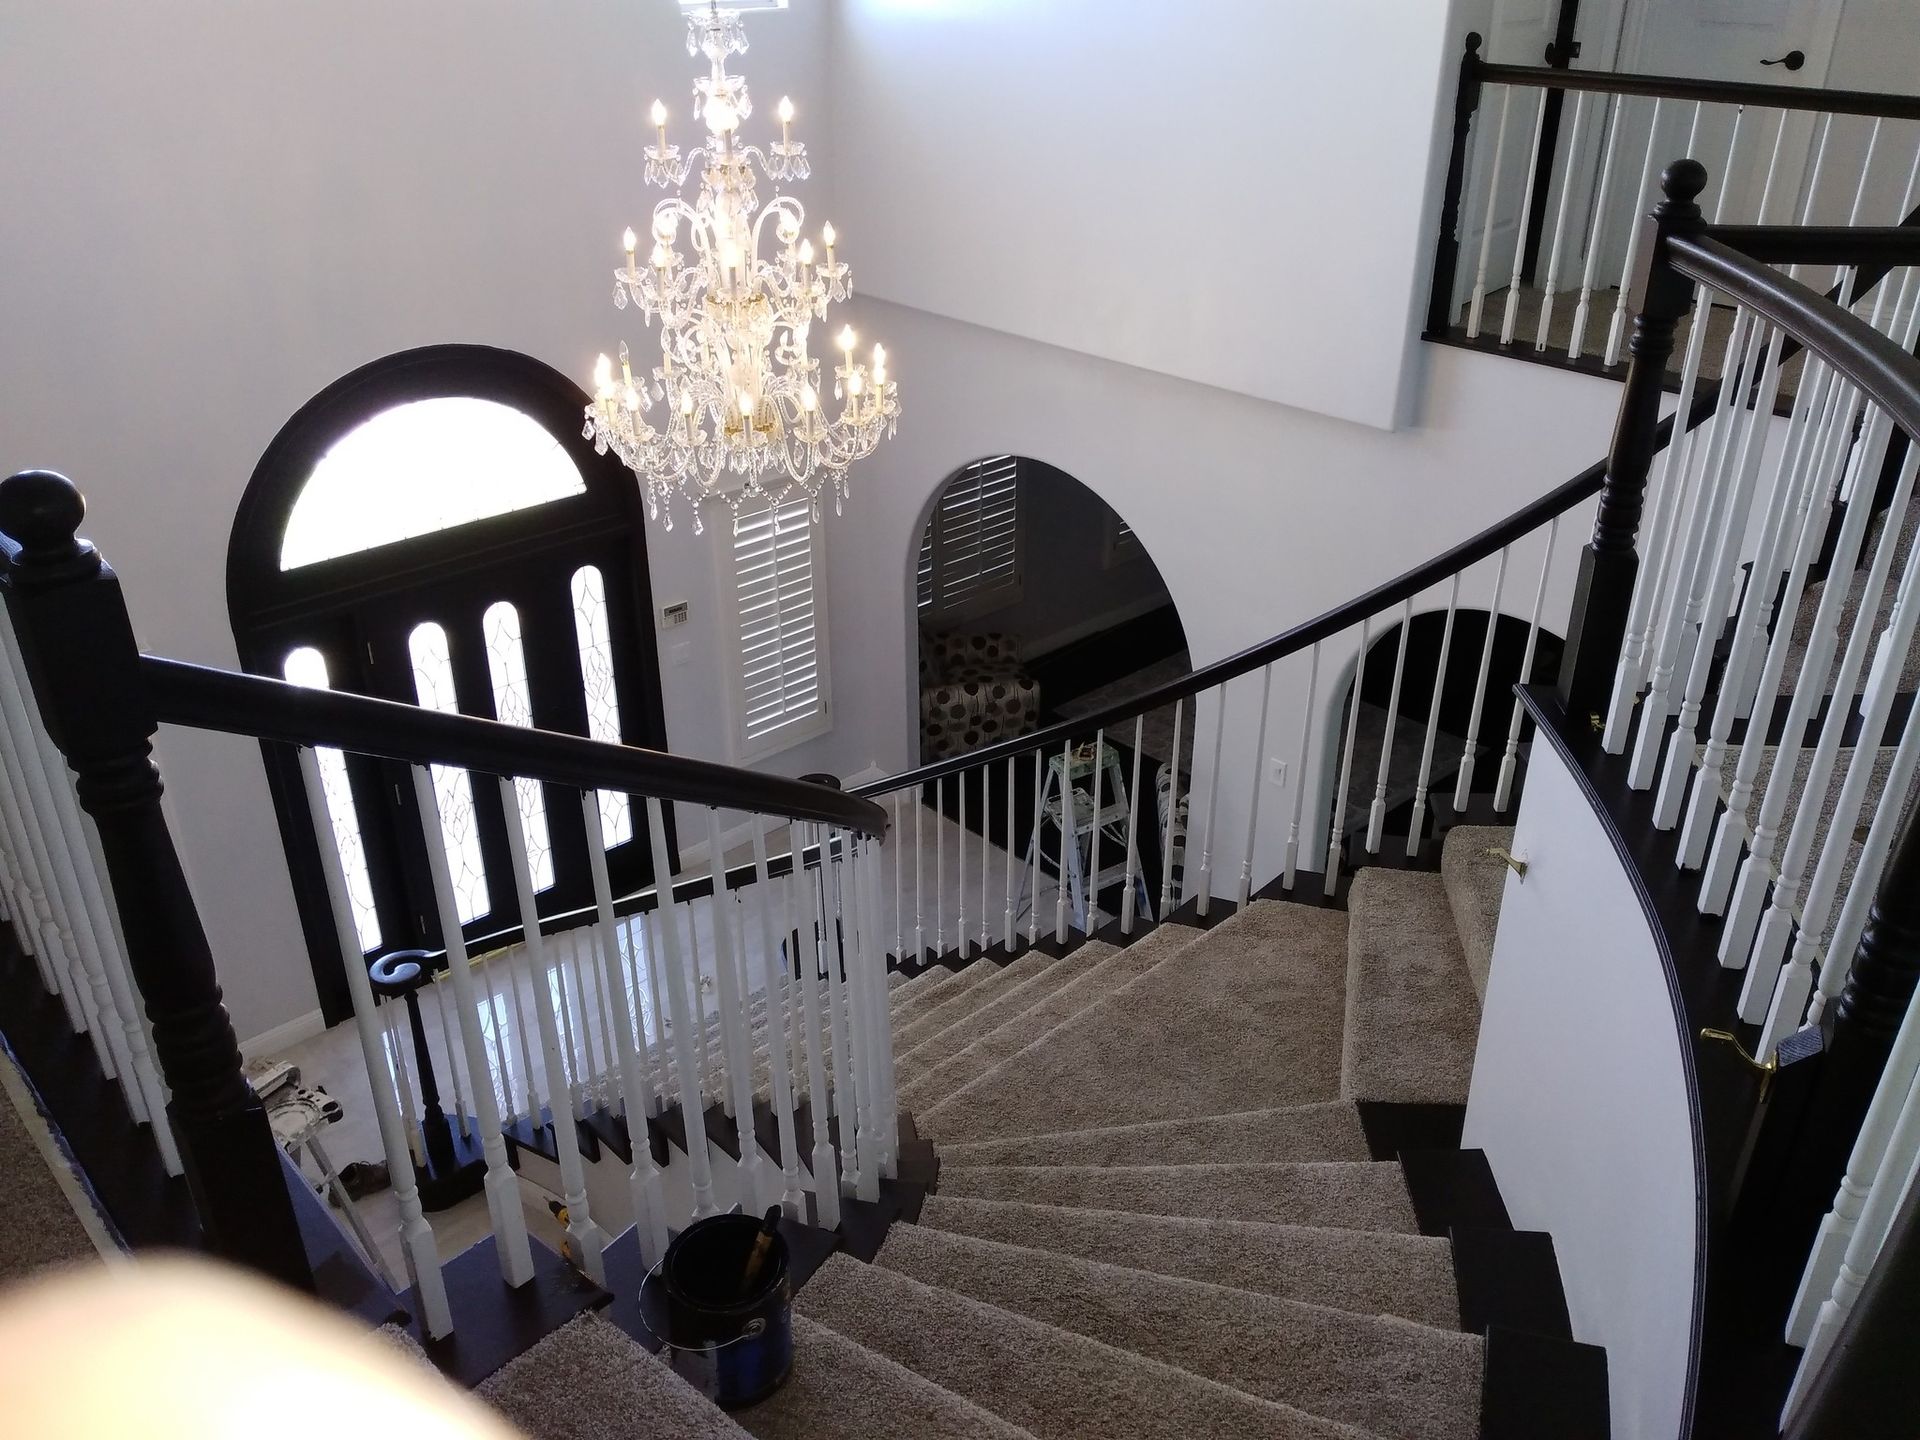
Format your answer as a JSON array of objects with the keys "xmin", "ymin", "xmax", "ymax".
[{"xmin": 585, "ymin": 2, "xmax": 898, "ymax": 533}]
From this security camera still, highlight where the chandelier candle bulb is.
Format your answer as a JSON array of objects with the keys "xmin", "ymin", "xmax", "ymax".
[
  {"xmin": 623, "ymin": 227, "xmax": 638, "ymax": 276},
  {"xmin": 778, "ymin": 95, "xmax": 794, "ymax": 144},
  {"xmin": 651, "ymin": 99, "xmax": 668, "ymax": 152}
]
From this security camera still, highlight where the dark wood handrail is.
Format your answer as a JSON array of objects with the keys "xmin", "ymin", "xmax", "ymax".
[
  {"xmin": 1473, "ymin": 57, "xmax": 1920, "ymax": 122},
  {"xmin": 138, "ymin": 656, "xmax": 888, "ymax": 837},
  {"xmin": 1671, "ymin": 232, "xmax": 1920, "ymax": 442},
  {"xmin": 1698, "ymin": 225, "xmax": 1920, "ymax": 268}
]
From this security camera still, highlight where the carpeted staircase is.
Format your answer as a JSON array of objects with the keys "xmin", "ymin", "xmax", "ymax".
[{"xmin": 478, "ymin": 825, "xmax": 1542, "ymax": 1440}]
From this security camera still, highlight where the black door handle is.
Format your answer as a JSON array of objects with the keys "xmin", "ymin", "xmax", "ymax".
[{"xmin": 1761, "ymin": 49, "xmax": 1806, "ymax": 71}]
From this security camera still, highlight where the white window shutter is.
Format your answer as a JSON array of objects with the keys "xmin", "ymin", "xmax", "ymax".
[
  {"xmin": 731, "ymin": 498, "xmax": 830, "ymax": 756},
  {"xmin": 920, "ymin": 456, "xmax": 1021, "ymax": 618}
]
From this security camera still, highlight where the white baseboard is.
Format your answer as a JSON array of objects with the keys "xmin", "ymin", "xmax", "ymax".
[{"xmin": 241, "ymin": 1008, "xmax": 328, "ymax": 1060}]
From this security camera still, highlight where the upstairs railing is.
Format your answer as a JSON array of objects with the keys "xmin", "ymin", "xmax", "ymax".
[
  {"xmin": 1427, "ymin": 34, "xmax": 1920, "ymax": 382},
  {"xmin": 0, "ymin": 471, "xmax": 894, "ymax": 1341},
  {"xmin": 1574, "ymin": 160, "xmax": 1920, "ymax": 1434}
]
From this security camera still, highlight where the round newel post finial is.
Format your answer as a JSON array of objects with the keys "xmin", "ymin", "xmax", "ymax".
[
  {"xmin": 0, "ymin": 471, "xmax": 88, "ymax": 565},
  {"xmin": 1661, "ymin": 159, "xmax": 1710, "ymax": 211},
  {"xmin": 1463, "ymin": 31, "xmax": 1483, "ymax": 57}
]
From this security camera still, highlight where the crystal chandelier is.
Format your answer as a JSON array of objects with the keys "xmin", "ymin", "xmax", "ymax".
[{"xmin": 585, "ymin": 3, "xmax": 899, "ymax": 533}]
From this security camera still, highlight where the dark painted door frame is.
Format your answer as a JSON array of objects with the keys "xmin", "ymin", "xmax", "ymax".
[{"xmin": 228, "ymin": 344, "xmax": 674, "ymax": 1027}]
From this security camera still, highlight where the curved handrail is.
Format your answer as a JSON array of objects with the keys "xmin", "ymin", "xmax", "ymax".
[
  {"xmin": 1668, "ymin": 231, "xmax": 1920, "ymax": 442},
  {"xmin": 138, "ymin": 655, "xmax": 888, "ymax": 837}
]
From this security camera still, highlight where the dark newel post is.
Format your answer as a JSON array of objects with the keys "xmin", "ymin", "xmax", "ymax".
[
  {"xmin": 1782, "ymin": 1165, "xmax": 1920, "ymax": 1439},
  {"xmin": 1555, "ymin": 160, "xmax": 1709, "ymax": 721},
  {"xmin": 0, "ymin": 471, "xmax": 312, "ymax": 1290},
  {"xmin": 1425, "ymin": 32, "xmax": 1485, "ymax": 338}
]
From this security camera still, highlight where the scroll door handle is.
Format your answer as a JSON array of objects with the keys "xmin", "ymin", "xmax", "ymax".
[{"xmin": 1760, "ymin": 49, "xmax": 1806, "ymax": 71}]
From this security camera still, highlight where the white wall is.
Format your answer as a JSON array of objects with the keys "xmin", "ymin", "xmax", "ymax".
[
  {"xmin": 827, "ymin": 0, "xmax": 1463, "ymax": 431},
  {"xmin": 1465, "ymin": 740, "xmax": 1700, "ymax": 1440},
  {"xmin": 0, "ymin": 0, "xmax": 845, "ymax": 1042}
]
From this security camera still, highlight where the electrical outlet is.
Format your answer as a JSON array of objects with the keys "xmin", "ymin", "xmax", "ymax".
[
  {"xmin": 1269, "ymin": 758, "xmax": 1289, "ymax": 789},
  {"xmin": 661, "ymin": 600, "xmax": 690, "ymax": 628}
]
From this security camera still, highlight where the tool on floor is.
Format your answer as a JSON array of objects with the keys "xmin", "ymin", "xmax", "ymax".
[{"xmin": 739, "ymin": 1205, "xmax": 783, "ymax": 1297}]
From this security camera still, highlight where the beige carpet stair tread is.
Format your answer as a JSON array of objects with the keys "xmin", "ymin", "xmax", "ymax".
[
  {"xmin": 796, "ymin": 1252, "xmax": 1380, "ymax": 1440},
  {"xmin": 894, "ymin": 949, "xmax": 1056, "ymax": 1057},
  {"xmin": 936, "ymin": 1160, "xmax": 1420, "ymax": 1231},
  {"xmin": 932, "ymin": 1100, "xmax": 1370, "ymax": 1168},
  {"xmin": 918, "ymin": 1195, "xmax": 1461, "ymax": 1327},
  {"xmin": 1439, "ymin": 826, "xmax": 1510, "ymax": 1002},
  {"xmin": 892, "ymin": 963, "xmax": 964, "ymax": 1013},
  {"xmin": 1341, "ymin": 871, "xmax": 1480, "ymax": 1104},
  {"xmin": 896, "ymin": 938, "xmax": 1127, "ymax": 1091},
  {"xmin": 887, "ymin": 968, "xmax": 910, "ymax": 989},
  {"xmin": 920, "ymin": 902, "xmax": 1348, "ymax": 1143},
  {"xmin": 876, "ymin": 1225, "xmax": 1482, "ymax": 1440},
  {"xmin": 891, "ymin": 961, "xmax": 993, "ymax": 1028},
  {"xmin": 897, "ymin": 939, "xmax": 1132, "ymax": 1110},
  {"xmin": 739, "ymin": 1313, "xmax": 1039, "ymax": 1440},
  {"xmin": 477, "ymin": 1311, "xmax": 750, "ymax": 1440}
]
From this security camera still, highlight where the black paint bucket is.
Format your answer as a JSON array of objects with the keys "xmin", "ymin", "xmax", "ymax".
[{"xmin": 660, "ymin": 1213, "xmax": 794, "ymax": 1409}]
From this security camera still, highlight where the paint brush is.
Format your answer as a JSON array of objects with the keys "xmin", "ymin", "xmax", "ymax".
[{"xmin": 739, "ymin": 1205, "xmax": 782, "ymax": 1297}]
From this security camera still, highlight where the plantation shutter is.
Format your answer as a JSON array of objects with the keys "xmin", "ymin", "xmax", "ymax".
[
  {"xmin": 733, "ymin": 498, "xmax": 826, "ymax": 749},
  {"xmin": 920, "ymin": 455, "xmax": 1021, "ymax": 616}
]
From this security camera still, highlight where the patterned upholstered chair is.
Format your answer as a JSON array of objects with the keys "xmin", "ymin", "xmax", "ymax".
[{"xmin": 919, "ymin": 632, "xmax": 1041, "ymax": 761}]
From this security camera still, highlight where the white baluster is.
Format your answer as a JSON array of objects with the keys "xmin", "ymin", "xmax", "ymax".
[
  {"xmin": 1605, "ymin": 97, "xmax": 1669, "ymax": 366},
  {"xmin": 301, "ymin": 751, "xmax": 451, "ymax": 1336},
  {"xmin": 913, "ymin": 787, "xmax": 925, "ymax": 964},
  {"xmin": 475, "ymin": 946, "xmax": 517, "ymax": 1124},
  {"xmin": 1788, "ymin": 980, "xmax": 1920, "ymax": 1344},
  {"xmin": 1123, "ymin": 716, "xmax": 1147, "ymax": 931},
  {"xmin": 432, "ymin": 978, "xmax": 473, "ymax": 1143},
  {"xmin": 1056, "ymin": 737, "xmax": 1073, "ymax": 943},
  {"xmin": 750, "ymin": 818, "xmax": 806, "ymax": 1218},
  {"xmin": 1499, "ymin": 87, "xmax": 1550, "ymax": 347},
  {"xmin": 1327, "ymin": 618, "xmax": 1369, "ymax": 879},
  {"xmin": 407, "ymin": 766, "xmax": 534, "ymax": 1285},
  {"xmin": 1159, "ymin": 705, "xmax": 1185, "ymax": 920},
  {"xmin": 76, "ymin": 811, "xmax": 179, "ymax": 1171},
  {"xmin": 0, "ymin": 663, "xmax": 72, "ymax": 1016},
  {"xmin": 1569, "ymin": 94, "xmax": 1626, "ymax": 361},
  {"xmin": 935, "ymin": 776, "xmax": 945, "ymax": 957},
  {"xmin": 820, "ymin": 831, "xmax": 861, "ymax": 1197},
  {"xmin": 1678, "ymin": 345, "xmax": 1831, "ymax": 866},
  {"xmin": 1697, "ymin": 356, "xmax": 1846, "ymax": 914},
  {"xmin": 705, "ymin": 807, "xmax": 772, "ymax": 1211},
  {"xmin": 955, "ymin": 772, "xmax": 967, "ymax": 958},
  {"xmin": 498, "ymin": 777, "xmax": 605, "ymax": 1283},
  {"xmin": 1087, "ymin": 729, "xmax": 1106, "ymax": 930},
  {"xmin": 1240, "ymin": 663, "xmax": 1274, "ymax": 906},
  {"xmin": 1196, "ymin": 692, "xmax": 1224, "ymax": 915},
  {"xmin": 1457, "ymin": 550, "xmax": 1510, "ymax": 810},
  {"xmin": 578, "ymin": 789, "xmax": 669, "ymax": 1260},
  {"xmin": 841, "ymin": 839, "xmax": 881, "ymax": 1201},
  {"xmin": 1367, "ymin": 600, "xmax": 1415, "ymax": 853},
  {"xmin": 1284, "ymin": 645, "xmax": 1320, "ymax": 891},
  {"xmin": 861, "ymin": 838, "xmax": 898, "ymax": 1178},
  {"xmin": 1603, "ymin": 284, "xmax": 1719, "ymax": 753},
  {"xmin": 0, "ymin": 620, "xmax": 109, "ymax": 1050},
  {"xmin": 1654, "ymin": 322, "xmax": 1790, "ymax": 830},
  {"xmin": 1533, "ymin": 90, "xmax": 1588, "ymax": 351},
  {"xmin": 1716, "ymin": 376, "xmax": 1887, "ymax": 966},
  {"xmin": 789, "ymin": 829, "xmax": 840, "ymax": 1228},
  {"xmin": 1496, "ymin": 520, "xmax": 1559, "ymax": 812},
  {"xmin": 893, "ymin": 792, "xmax": 904, "ymax": 964},
  {"xmin": 645, "ymin": 796, "xmax": 717, "ymax": 1217},
  {"xmin": 1003, "ymin": 759, "xmax": 1017, "ymax": 950},
  {"xmin": 1465, "ymin": 85, "xmax": 1514, "ymax": 340},
  {"xmin": 0, "ymin": 708, "xmax": 53, "ymax": 989},
  {"xmin": 1409, "ymin": 576, "xmax": 1461, "ymax": 857},
  {"xmin": 980, "ymin": 766, "xmax": 992, "ymax": 952},
  {"xmin": 1783, "ymin": 1057, "xmax": 1920, "ymax": 1422},
  {"xmin": 1740, "ymin": 436, "xmax": 1920, "ymax": 1023},
  {"xmin": 1751, "ymin": 107, "xmax": 1791, "ymax": 224},
  {"xmin": 548, "ymin": 929, "xmax": 586, "ymax": 1120},
  {"xmin": 1029, "ymin": 750, "xmax": 1044, "ymax": 943},
  {"xmin": 1629, "ymin": 309, "xmax": 1763, "ymax": 790},
  {"xmin": 384, "ymin": 1004, "xmax": 425, "ymax": 1163},
  {"xmin": 636, "ymin": 913, "xmax": 673, "ymax": 1116}
]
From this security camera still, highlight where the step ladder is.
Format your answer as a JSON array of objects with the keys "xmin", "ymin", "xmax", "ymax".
[{"xmin": 1017, "ymin": 738, "xmax": 1152, "ymax": 934}]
